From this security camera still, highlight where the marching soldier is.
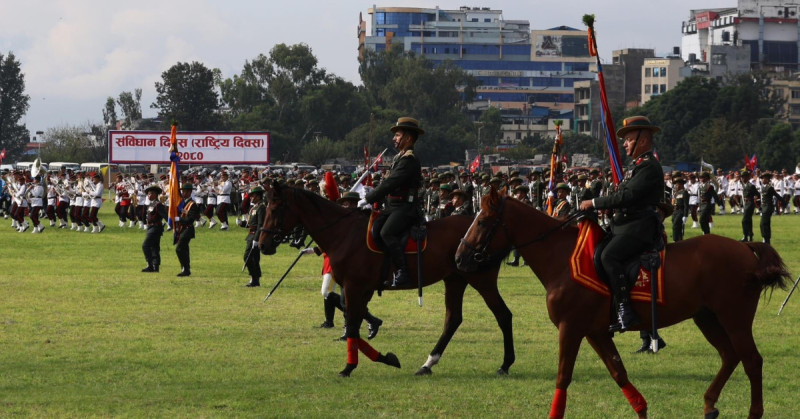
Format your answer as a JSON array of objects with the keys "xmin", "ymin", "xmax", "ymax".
[
  {"xmin": 215, "ymin": 172, "xmax": 232, "ymax": 230},
  {"xmin": 28, "ymin": 175, "xmax": 45, "ymax": 233},
  {"xmin": 528, "ymin": 171, "xmax": 545, "ymax": 210},
  {"xmin": 88, "ymin": 173, "xmax": 105, "ymax": 233},
  {"xmin": 365, "ymin": 117, "xmax": 424, "ymax": 288},
  {"xmin": 740, "ymin": 170, "xmax": 758, "ymax": 242},
  {"xmin": 671, "ymin": 176, "xmax": 689, "ymax": 242},
  {"xmin": 142, "ymin": 185, "xmax": 167, "ymax": 272},
  {"xmin": 244, "ymin": 185, "xmax": 267, "ymax": 287},
  {"xmin": 697, "ymin": 172, "xmax": 715, "ymax": 235},
  {"xmin": 759, "ymin": 172, "xmax": 778, "ymax": 244},
  {"xmin": 175, "ymin": 183, "xmax": 200, "ymax": 277}
]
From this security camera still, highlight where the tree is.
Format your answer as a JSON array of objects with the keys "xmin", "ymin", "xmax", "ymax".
[
  {"xmin": 152, "ymin": 62, "xmax": 220, "ymax": 130},
  {"xmin": 477, "ymin": 107, "xmax": 502, "ymax": 147},
  {"xmin": 117, "ymin": 89, "xmax": 142, "ymax": 129},
  {"xmin": 103, "ymin": 97, "xmax": 118, "ymax": 130},
  {"xmin": 686, "ymin": 118, "xmax": 749, "ymax": 170},
  {"xmin": 40, "ymin": 123, "xmax": 106, "ymax": 163},
  {"xmin": 0, "ymin": 51, "xmax": 31, "ymax": 161},
  {"xmin": 756, "ymin": 122, "xmax": 799, "ymax": 171}
]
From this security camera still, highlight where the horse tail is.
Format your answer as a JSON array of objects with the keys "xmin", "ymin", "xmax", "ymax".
[{"xmin": 746, "ymin": 242, "xmax": 791, "ymax": 295}]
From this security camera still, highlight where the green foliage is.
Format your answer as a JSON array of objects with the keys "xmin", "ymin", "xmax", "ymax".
[
  {"xmin": 478, "ymin": 107, "xmax": 503, "ymax": 146},
  {"xmin": 152, "ymin": 62, "xmax": 220, "ymax": 130},
  {"xmin": 117, "ymin": 88, "xmax": 142, "ymax": 130},
  {"xmin": 299, "ymin": 137, "xmax": 346, "ymax": 166},
  {"xmin": 686, "ymin": 118, "xmax": 750, "ymax": 169},
  {"xmin": 0, "ymin": 51, "xmax": 31, "ymax": 161},
  {"xmin": 756, "ymin": 122, "xmax": 800, "ymax": 170},
  {"xmin": 39, "ymin": 124, "xmax": 107, "ymax": 162}
]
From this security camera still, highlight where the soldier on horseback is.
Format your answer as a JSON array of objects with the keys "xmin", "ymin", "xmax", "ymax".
[
  {"xmin": 365, "ymin": 117, "xmax": 424, "ymax": 288},
  {"xmin": 579, "ymin": 116, "xmax": 665, "ymax": 332}
]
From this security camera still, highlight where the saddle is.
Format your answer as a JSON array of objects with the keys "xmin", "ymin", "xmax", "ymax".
[
  {"xmin": 366, "ymin": 211, "xmax": 427, "ymax": 254},
  {"xmin": 569, "ymin": 219, "xmax": 666, "ymax": 305}
]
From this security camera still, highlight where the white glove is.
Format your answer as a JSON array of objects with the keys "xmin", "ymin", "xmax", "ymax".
[
  {"xmin": 300, "ymin": 247, "xmax": 315, "ymax": 256},
  {"xmin": 251, "ymin": 240, "xmax": 259, "ymax": 249},
  {"xmin": 174, "ymin": 216, "xmax": 180, "ymax": 222},
  {"xmin": 547, "ymin": 191, "xmax": 555, "ymax": 198},
  {"xmin": 682, "ymin": 217, "xmax": 687, "ymax": 224},
  {"xmin": 357, "ymin": 199, "xmax": 369, "ymax": 208}
]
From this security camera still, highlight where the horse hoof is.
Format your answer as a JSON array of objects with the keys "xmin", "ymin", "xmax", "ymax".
[
  {"xmin": 339, "ymin": 363, "xmax": 357, "ymax": 377},
  {"xmin": 380, "ymin": 352, "xmax": 401, "ymax": 369},
  {"xmin": 496, "ymin": 367, "xmax": 509, "ymax": 376},
  {"xmin": 705, "ymin": 409, "xmax": 719, "ymax": 419},
  {"xmin": 414, "ymin": 366, "xmax": 432, "ymax": 376}
]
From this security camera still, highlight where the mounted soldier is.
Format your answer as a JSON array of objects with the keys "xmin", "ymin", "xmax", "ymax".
[
  {"xmin": 579, "ymin": 115, "xmax": 665, "ymax": 332},
  {"xmin": 365, "ymin": 117, "xmax": 424, "ymax": 288}
]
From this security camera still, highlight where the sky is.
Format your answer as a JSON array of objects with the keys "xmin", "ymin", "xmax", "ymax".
[{"xmin": 0, "ymin": 0, "xmax": 732, "ymax": 136}]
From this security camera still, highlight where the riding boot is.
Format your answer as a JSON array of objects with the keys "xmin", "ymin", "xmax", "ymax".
[
  {"xmin": 634, "ymin": 331, "xmax": 651, "ymax": 354},
  {"xmin": 177, "ymin": 266, "xmax": 191, "ymax": 277},
  {"xmin": 319, "ymin": 293, "xmax": 336, "ymax": 328},
  {"xmin": 337, "ymin": 323, "xmax": 347, "ymax": 341},
  {"xmin": 611, "ymin": 286, "xmax": 640, "ymax": 333},
  {"xmin": 245, "ymin": 276, "xmax": 260, "ymax": 287},
  {"xmin": 141, "ymin": 264, "xmax": 154, "ymax": 272},
  {"xmin": 365, "ymin": 311, "xmax": 383, "ymax": 340},
  {"xmin": 384, "ymin": 246, "xmax": 410, "ymax": 288}
]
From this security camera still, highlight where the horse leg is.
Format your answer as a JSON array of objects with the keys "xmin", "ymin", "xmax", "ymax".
[
  {"xmin": 340, "ymin": 287, "xmax": 401, "ymax": 378},
  {"xmin": 585, "ymin": 333, "xmax": 647, "ymax": 418},
  {"xmin": 549, "ymin": 327, "xmax": 583, "ymax": 419},
  {"xmin": 415, "ymin": 278, "xmax": 467, "ymax": 376},
  {"xmin": 714, "ymin": 310, "xmax": 764, "ymax": 418},
  {"xmin": 692, "ymin": 309, "xmax": 741, "ymax": 419},
  {"xmin": 471, "ymin": 277, "xmax": 515, "ymax": 375}
]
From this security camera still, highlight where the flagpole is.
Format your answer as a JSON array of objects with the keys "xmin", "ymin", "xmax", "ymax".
[{"xmin": 584, "ymin": 14, "xmax": 624, "ymax": 186}]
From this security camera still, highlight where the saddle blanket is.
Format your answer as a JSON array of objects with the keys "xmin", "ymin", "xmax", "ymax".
[
  {"xmin": 569, "ymin": 220, "xmax": 665, "ymax": 305},
  {"xmin": 366, "ymin": 211, "xmax": 427, "ymax": 254}
]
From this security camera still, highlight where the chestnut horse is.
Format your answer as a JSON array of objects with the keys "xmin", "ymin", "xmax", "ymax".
[
  {"xmin": 455, "ymin": 188, "xmax": 789, "ymax": 419},
  {"xmin": 258, "ymin": 182, "xmax": 513, "ymax": 377}
]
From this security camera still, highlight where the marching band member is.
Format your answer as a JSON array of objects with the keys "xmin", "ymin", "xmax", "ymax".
[
  {"xmin": 204, "ymin": 173, "xmax": 217, "ymax": 228},
  {"xmin": 56, "ymin": 175, "xmax": 70, "ymax": 228},
  {"xmin": 79, "ymin": 172, "xmax": 92, "ymax": 232},
  {"xmin": 28, "ymin": 175, "xmax": 45, "ymax": 233},
  {"xmin": 45, "ymin": 175, "xmax": 58, "ymax": 227},
  {"xmin": 88, "ymin": 173, "xmax": 105, "ymax": 233},
  {"xmin": 114, "ymin": 174, "xmax": 132, "ymax": 227},
  {"xmin": 215, "ymin": 171, "xmax": 232, "ymax": 230},
  {"xmin": 135, "ymin": 174, "xmax": 148, "ymax": 229},
  {"xmin": 68, "ymin": 174, "xmax": 80, "ymax": 230},
  {"xmin": 13, "ymin": 173, "xmax": 29, "ymax": 232}
]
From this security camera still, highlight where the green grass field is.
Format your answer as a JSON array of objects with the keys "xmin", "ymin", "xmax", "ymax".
[{"xmin": 1, "ymin": 206, "xmax": 799, "ymax": 418}]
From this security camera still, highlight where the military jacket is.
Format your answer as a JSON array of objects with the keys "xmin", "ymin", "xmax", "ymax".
[
  {"xmin": 553, "ymin": 198, "xmax": 571, "ymax": 219},
  {"xmin": 365, "ymin": 148, "xmax": 422, "ymax": 211},
  {"xmin": 672, "ymin": 188, "xmax": 689, "ymax": 216},
  {"xmin": 742, "ymin": 182, "xmax": 758, "ymax": 212},
  {"xmin": 593, "ymin": 151, "xmax": 664, "ymax": 238},
  {"xmin": 176, "ymin": 198, "xmax": 200, "ymax": 239},
  {"xmin": 529, "ymin": 180, "xmax": 545, "ymax": 208},
  {"xmin": 760, "ymin": 184, "xmax": 778, "ymax": 214},
  {"xmin": 246, "ymin": 201, "xmax": 267, "ymax": 240},
  {"xmin": 450, "ymin": 202, "xmax": 473, "ymax": 216},
  {"xmin": 698, "ymin": 182, "xmax": 716, "ymax": 209},
  {"xmin": 146, "ymin": 201, "xmax": 168, "ymax": 230}
]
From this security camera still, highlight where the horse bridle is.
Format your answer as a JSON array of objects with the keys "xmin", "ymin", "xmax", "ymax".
[{"xmin": 461, "ymin": 196, "xmax": 586, "ymax": 264}]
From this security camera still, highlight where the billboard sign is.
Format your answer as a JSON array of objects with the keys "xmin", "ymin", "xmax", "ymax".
[{"xmin": 108, "ymin": 130, "xmax": 270, "ymax": 164}]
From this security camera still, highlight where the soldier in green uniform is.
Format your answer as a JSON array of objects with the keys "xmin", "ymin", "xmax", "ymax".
[
  {"xmin": 576, "ymin": 174, "xmax": 594, "ymax": 204},
  {"xmin": 589, "ymin": 169, "xmax": 603, "ymax": 198},
  {"xmin": 740, "ymin": 170, "xmax": 758, "ymax": 242},
  {"xmin": 174, "ymin": 183, "xmax": 200, "ymax": 277},
  {"xmin": 449, "ymin": 189, "xmax": 473, "ymax": 216},
  {"xmin": 244, "ymin": 185, "xmax": 267, "ymax": 287},
  {"xmin": 142, "ymin": 185, "xmax": 167, "ymax": 273},
  {"xmin": 671, "ymin": 176, "xmax": 689, "ymax": 242},
  {"xmin": 529, "ymin": 171, "xmax": 545, "ymax": 210},
  {"xmin": 552, "ymin": 183, "xmax": 572, "ymax": 219},
  {"xmin": 759, "ymin": 172, "xmax": 778, "ymax": 244},
  {"xmin": 365, "ymin": 117, "xmax": 424, "ymax": 288},
  {"xmin": 697, "ymin": 171, "xmax": 716, "ymax": 235},
  {"xmin": 579, "ymin": 116, "xmax": 664, "ymax": 332}
]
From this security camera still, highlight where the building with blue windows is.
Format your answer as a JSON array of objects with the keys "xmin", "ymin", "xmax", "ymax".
[{"xmin": 358, "ymin": 6, "xmax": 596, "ymax": 142}]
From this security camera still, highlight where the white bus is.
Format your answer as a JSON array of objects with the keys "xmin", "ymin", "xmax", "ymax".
[{"xmin": 49, "ymin": 162, "xmax": 80, "ymax": 172}]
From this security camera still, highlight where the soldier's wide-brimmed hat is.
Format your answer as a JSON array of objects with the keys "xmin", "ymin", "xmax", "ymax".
[
  {"xmin": 577, "ymin": 174, "xmax": 588, "ymax": 181},
  {"xmin": 760, "ymin": 172, "xmax": 773, "ymax": 179},
  {"xmin": 674, "ymin": 177, "xmax": 686, "ymax": 184},
  {"xmin": 307, "ymin": 179, "xmax": 319, "ymax": 186},
  {"xmin": 556, "ymin": 182, "xmax": 570, "ymax": 191},
  {"xmin": 700, "ymin": 171, "xmax": 711, "ymax": 179},
  {"xmin": 390, "ymin": 117, "xmax": 425, "ymax": 135},
  {"xmin": 145, "ymin": 185, "xmax": 162, "ymax": 194},
  {"xmin": 508, "ymin": 176, "xmax": 523, "ymax": 184},
  {"xmin": 489, "ymin": 177, "xmax": 502, "ymax": 184},
  {"xmin": 451, "ymin": 189, "xmax": 468, "ymax": 199},
  {"xmin": 616, "ymin": 115, "xmax": 660, "ymax": 137},
  {"xmin": 250, "ymin": 185, "xmax": 265, "ymax": 195},
  {"xmin": 180, "ymin": 183, "xmax": 193, "ymax": 190},
  {"xmin": 337, "ymin": 191, "xmax": 360, "ymax": 203},
  {"xmin": 429, "ymin": 177, "xmax": 440, "ymax": 185},
  {"xmin": 440, "ymin": 183, "xmax": 453, "ymax": 191},
  {"xmin": 513, "ymin": 185, "xmax": 528, "ymax": 194},
  {"xmin": 740, "ymin": 169, "xmax": 752, "ymax": 177}
]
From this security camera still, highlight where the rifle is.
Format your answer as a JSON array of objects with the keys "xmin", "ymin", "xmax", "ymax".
[
  {"xmin": 778, "ymin": 274, "xmax": 800, "ymax": 315},
  {"xmin": 263, "ymin": 239, "xmax": 315, "ymax": 302}
]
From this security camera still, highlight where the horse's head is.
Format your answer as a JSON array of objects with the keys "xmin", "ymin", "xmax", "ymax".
[
  {"xmin": 259, "ymin": 181, "xmax": 302, "ymax": 255},
  {"xmin": 455, "ymin": 185, "xmax": 508, "ymax": 272}
]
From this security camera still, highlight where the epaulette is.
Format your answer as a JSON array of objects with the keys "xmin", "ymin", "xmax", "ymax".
[{"xmin": 402, "ymin": 150, "xmax": 415, "ymax": 158}]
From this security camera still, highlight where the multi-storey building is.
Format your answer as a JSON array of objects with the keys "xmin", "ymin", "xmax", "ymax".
[
  {"xmin": 358, "ymin": 5, "xmax": 596, "ymax": 140},
  {"xmin": 681, "ymin": 1, "xmax": 800, "ymax": 71}
]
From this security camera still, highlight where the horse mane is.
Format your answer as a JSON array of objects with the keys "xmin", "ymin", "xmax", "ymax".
[{"xmin": 745, "ymin": 242, "xmax": 791, "ymax": 297}]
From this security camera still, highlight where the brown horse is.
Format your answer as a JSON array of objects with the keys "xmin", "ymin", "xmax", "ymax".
[
  {"xmin": 455, "ymin": 188, "xmax": 789, "ymax": 419},
  {"xmin": 258, "ymin": 182, "xmax": 514, "ymax": 377}
]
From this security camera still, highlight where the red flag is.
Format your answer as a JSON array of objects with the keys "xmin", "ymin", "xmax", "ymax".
[
  {"xmin": 750, "ymin": 154, "xmax": 758, "ymax": 170},
  {"xmin": 363, "ymin": 146, "xmax": 369, "ymax": 169},
  {"xmin": 0, "ymin": 148, "xmax": 5, "ymax": 160},
  {"xmin": 469, "ymin": 154, "xmax": 481, "ymax": 173},
  {"xmin": 168, "ymin": 124, "xmax": 180, "ymax": 244},
  {"xmin": 371, "ymin": 153, "xmax": 383, "ymax": 170},
  {"xmin": 561, "ymin": 154, "xmax": 568, "ymax": 163}
]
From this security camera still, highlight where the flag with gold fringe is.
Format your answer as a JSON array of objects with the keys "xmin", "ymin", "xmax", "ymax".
[
  {"xmin": 584, "ymin": 14, "xmax": 624, "ymax": 186},
  {"xmin": 546, "ymin": 120, "xmax": 563, "ymax": 215},
  {"xmin": 168, "ymin": 124, "xmax": 180, "ymax": 244}
]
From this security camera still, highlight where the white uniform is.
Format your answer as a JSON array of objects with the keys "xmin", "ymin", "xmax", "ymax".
[
  {"xmin": 90, "ymin": 181, "xmax": 104, "ymax": 208},
  {"xmin": 217, "ymin": 179, "xmax": 232, "ymax": 204},
  {"xmin": 29, "ymin": 184, "xmax": 44, "ymax": 208}
]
